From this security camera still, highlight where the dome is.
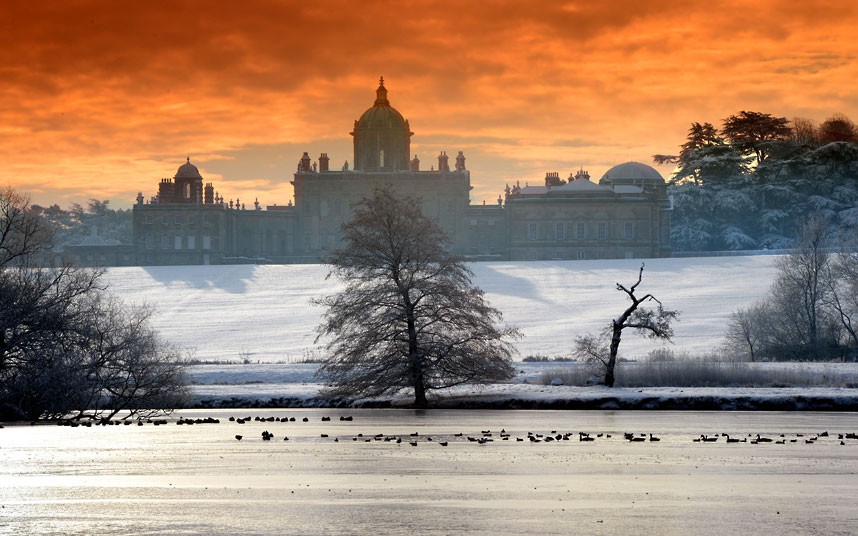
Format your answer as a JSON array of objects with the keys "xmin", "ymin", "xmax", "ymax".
[
  {"xmin": 600, "ymin": 162, "xmax": 664, "ymax": 182},
  {"xmin": 356, "ymin": 77, "xmax": 407, "ymax": 130},
  {"xmin": 175, "ymin": 157, "xmax": 202, "ymax": 179}
]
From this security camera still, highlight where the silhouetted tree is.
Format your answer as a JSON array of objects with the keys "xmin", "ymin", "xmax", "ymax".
[
  {"xmin": 314, "ymin": 186, "xmax": 518, "ymax": 407},
  {"xmin": 819, "ymin": 113, "xmax": 858, "ymax": 144},
  {"xmin": 722, "ymin": 111, "xmax": 792, "ymax": 166},
  {"xmin": 1, "ymin": 187, "xmax": 187, "ymax": 421},
  {"xmin": 574, "ymin": 264, "xmax": 678, "ymax": 387},
  {"xmin": 654, "ymin": 122, "xmax": 746, "ymax": 185}
]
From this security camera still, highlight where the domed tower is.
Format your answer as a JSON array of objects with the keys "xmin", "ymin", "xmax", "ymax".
[
  {"xmin": 350, "ymin": 77, "xmax": 413, "ymax": 172},
  {"xmin": 598, "ymin": 161, "xmax": 667, "ymax": 196},
  {"xmin": 173, "ymin": 157, "xmax": 204, "ymax": 203}
]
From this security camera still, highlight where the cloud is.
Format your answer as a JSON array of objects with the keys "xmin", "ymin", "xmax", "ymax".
[{"xmin": 0, "ymin": 1, "xmax": 857, "ymax": 208}]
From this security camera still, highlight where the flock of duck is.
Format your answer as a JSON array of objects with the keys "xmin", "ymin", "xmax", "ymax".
[
  {"xmin": 213, "ymin": 414, "xmax": 858, "ymax": 448},
  {"xmin": 695, "ymin": 431, "xmax": 858, "ymax": 446},
  {"xmin": 43, "ymin": 414, "xmax": 857, "ymax": 448}
]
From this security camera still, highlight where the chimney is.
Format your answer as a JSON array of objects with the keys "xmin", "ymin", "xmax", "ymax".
[
  {"xmin": 438, "ymin": 151, "xmax": 450, "ymax": 172},
  {"xmin": 410, "ymin": 154, "xmax": 420, "ymax": 171},
  {"xmin": 455, "ymin": 151, "xmax": 466, "ymax": 171},
  {"xmin": 319, "ymin": 153, "xmax": 330, "ymax": 172},
  {"xmin": 298, "ymin": 152, "xmax": 311, "ymax": 172}
]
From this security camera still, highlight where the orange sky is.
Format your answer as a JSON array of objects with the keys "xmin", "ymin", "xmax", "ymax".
[{"xmin": 2, "ymin": 1, "xmax": 857, "ymax": 209}]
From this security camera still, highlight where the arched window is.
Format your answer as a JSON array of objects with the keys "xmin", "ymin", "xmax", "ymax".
[{"xmin": 184, "ymin": 183, "xmax": 191, "ymax": 199}]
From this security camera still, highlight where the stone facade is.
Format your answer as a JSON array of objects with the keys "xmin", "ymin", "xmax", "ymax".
[{"xmin": 131, "ymin": 79, "xmax": 671, "ymax": 265}]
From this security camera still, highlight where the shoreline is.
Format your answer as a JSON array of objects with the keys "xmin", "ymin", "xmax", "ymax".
[{"xmin": 188, "ymin": 385, "xmax": 858, "ymax": 412}]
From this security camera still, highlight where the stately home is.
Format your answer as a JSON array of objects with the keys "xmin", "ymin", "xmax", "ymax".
[{"xmin": 131, "ymin": 79, "xmax": 671, "ymax": 265}]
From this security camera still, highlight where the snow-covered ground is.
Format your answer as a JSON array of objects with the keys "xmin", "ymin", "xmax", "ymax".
[
  {"xmin": 104, "ymin": 256, "xmax": 858, "ymax": 409},
  {"xmin": 104, "ymin": 255, "xmax": 778, "ymax": 363}
]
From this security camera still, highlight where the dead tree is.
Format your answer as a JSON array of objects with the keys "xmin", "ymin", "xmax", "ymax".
[{"xmin": 576, "ymin": 264, "xmax": 678, "ymax": 387}]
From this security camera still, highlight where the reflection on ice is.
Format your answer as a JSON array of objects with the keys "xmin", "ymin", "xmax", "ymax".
[{"xmin": 2, "ymin": 409, "xmax": 858, "ymax": 535}]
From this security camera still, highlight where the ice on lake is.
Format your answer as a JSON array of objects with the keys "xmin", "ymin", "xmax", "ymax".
[{"xmin": 2, "ymin": 409, "xmax": 858, "ymax": 535}]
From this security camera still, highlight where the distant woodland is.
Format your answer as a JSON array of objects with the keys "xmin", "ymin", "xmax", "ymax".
[
  {"xmin": 28, "ymin": 200, "xmax": 132, "ymax": 248},
  {"xmin": 655, "ymin": 111, "xmax": 858, "ymax": 251}
]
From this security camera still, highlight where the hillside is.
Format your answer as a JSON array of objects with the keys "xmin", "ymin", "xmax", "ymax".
[{"xmin": 103, "ymin": 255, "xmax": 778, "ymax": 363}]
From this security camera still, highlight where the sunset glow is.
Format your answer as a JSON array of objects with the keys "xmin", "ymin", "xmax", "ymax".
[{"xmin": 2, "ymin": 1, "xmax": 857, "ymax": 208}]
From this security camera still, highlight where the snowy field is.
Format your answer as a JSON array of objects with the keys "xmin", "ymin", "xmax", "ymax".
[{"xmin": 103, "ymin": 255, "xmax": 779, "ymax": 363}]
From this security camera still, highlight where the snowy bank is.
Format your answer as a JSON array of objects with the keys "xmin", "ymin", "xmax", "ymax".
[{"xmin": 186, "ymin": 363, "xmax": 858, "ymax": 411}]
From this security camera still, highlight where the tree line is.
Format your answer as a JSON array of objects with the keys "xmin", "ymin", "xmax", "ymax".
[
  {"xmin": 1, "ymin": 187, "xmax": 186, "ymax": 421},
  {"xmin": 656, "ymin": 111, "xmax": 858, "ymax": 251},
  {"xmin": 25, "ymin": 198, "xmax": 132, "ymax": 250},
  {"xmin": 725, "ymin": 217, "xmax": 858, "ymax": 361}
]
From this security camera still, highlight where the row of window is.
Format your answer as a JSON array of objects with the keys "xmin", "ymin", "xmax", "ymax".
[
  {"xmin": 142, "ymin": 214, "xmax": 214, "ymax": 226},
  {"xmin": 527, "ymin": 222, "xmax": 636, "ymax": 241},
  {"xmin": 144, "ymin": 234, "xmax": 214, "ymax": 251}
]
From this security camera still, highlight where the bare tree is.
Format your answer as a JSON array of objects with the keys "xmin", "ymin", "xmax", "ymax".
[
  {"xmin": 314, "ymin": 186, "xmax": 518, "ymax": 408},
  {"xmin": 772, "ymin": 216, "xmax": 835, "ymax": 354},
  {"xmin": 1, "ymin": 186, "xmax": 187, "ymax": 421},
  {"xmin": 0, "ymin": 186, "xmax": 54, "ymax": 268},
  {"xmin": 574, "ymin": 264, "xmax": 678, "ymax": 387},
  {"xmin": 826, "ymin": 249, "xmax": 858, "ymax": 351},
  {"xmin": 724, "ymin": 300, "xmax": 772, "ymax": 361}
]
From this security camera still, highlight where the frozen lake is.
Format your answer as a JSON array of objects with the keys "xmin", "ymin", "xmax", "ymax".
[{"xmin": 3, "ymin": 409, "xmax": 858, "ymax": 535}]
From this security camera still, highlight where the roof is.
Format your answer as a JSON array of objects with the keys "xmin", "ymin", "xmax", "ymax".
[
  {"xmin": 600, "ymin": 161, "xmax": 664, "ymax": 182},
  {"xmin": 175, "ymin": 157, "xmax": 202, "ymax": 179},
  {"xmin": 550, "ymin": 178, "xmax": 611, "ymax": 193},
  {"xmin": 356, "ymin": 77, "xmax": 407, "ymax": 129}
]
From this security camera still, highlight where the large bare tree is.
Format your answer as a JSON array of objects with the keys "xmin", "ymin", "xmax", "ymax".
[
  {"xmin": 1, "ymin": 187, "xmax": 187, "ymax": 420},
  {"xmin": 574, "ymin": 264, "xmax": 678, "ymax": 387},
  {"xmin": 314, "ymin": 186, "xmax": 518, "ymax": 408}
]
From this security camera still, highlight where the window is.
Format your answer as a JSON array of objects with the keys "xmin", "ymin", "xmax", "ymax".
[
  {"xmin": 379, "ymin": 149, "xmax": 385, "ymax": 168},
  {"xmin": 183, "ymin": 183, "xmax": 191, "ymax": 199},
  {"xmin": 144, "ymin": 215, "xmax": 153, "ymax": 224},
  {"xmin": 174, "ymin": 215, "xmax": 183, "ymax": 225},
  {"xmin": 174, "ymin": 235, "xmax": 182, "ymax": 250},
  {"xmin": 187, "ymin": 215, "xmax": 196, "ymax": 225},
  {"xmin": 145, "ymin": 233, "xmax": 154, "ymax": 250},
  {"xmin": 187, "ymin": 235, "xmax": 196, "ymax": 249},
  {"xmin": 624, "ymin": 222, "xmax": 636, "ymax": 240},
  {"xmin": 202, "ymin": 235, "xmax": 211, "ymax": 250},
  {"xmin": 160, "ymin": 234, "xmax": 170, "ymax": 249},
  {"xmin": 555, "ymin": 222, "xmax": 566, "ymax": 241},
  {"xmin": 577, "ymin": 223, "xmax": 587, "ymax": 240},
  {"xmin": 161, "ymin": 216, "xmax": 169, "ymax": 226},
  {"xmin": 597, "ymin": 222, "xmax": 608, "ymax": 240},
  {"xmin": 528, "ymin": 222, "xmax": 539, "ymax": 241},
  {"xmin": 203, "ymin": 214, "xmax": 212, "ymax": 225}
]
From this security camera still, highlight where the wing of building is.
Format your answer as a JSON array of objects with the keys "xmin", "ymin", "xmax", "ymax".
[{"xmin": 129, "ymin": 78, "xmax": 671, "ymax": 265}]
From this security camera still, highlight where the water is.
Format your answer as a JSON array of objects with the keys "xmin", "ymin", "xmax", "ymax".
[{"xmin": 2, "ymin": 410, "xmax": 858, "ymax": 535}]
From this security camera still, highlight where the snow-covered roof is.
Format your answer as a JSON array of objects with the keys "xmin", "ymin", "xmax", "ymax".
[
  {"xmin": 550, "ymin": 178, "xmax": 611, "ymax": 193},
  {"xmin": 612, "ymin": 185, "xmax": 644, "ymax": 194},
  {"xmin": 515, "ymin": 185, "xmax": 549, "ymax": 196},
  {"xmin": 600, "ymin": 161, "xmax": 664, "ymax": 182}
]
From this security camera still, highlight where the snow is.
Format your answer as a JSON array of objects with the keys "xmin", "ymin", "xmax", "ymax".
[
  {"xmin": 103, "ymin": 255, "xmax": 778, "ymax": 363},
  {"xmin": 103, "ymin": 256, "xmax": 858, "ymax": 409},
  {"xmin": 184, "ymin": 361, "xmax": 858, "ymax": 410}
]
